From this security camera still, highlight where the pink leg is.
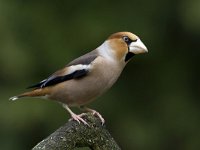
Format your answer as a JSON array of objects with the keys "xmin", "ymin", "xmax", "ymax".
[{"xmin": 62, "ymin": 104, "xmax": 88, "ymax": 125}]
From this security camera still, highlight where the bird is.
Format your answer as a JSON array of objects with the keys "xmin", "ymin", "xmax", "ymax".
[{"xmin": 10, "ymin": 32, "xmax": 148, "ymax": 125}]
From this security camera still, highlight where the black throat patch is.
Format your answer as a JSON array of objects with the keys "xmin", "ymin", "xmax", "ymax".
[{"xmin": 125, "ymin": 52, "xmax": 135, "ymax": 62}]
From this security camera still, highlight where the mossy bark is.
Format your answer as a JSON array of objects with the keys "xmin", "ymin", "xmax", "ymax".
[{"xmin": 32, "ymin": 113, "xmax": 121, "ymax": 150}]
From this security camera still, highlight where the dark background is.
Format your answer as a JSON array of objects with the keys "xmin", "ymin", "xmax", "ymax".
[{"xmin": 0, "ymin": 0, "xmax": 200, "ymax": 150}]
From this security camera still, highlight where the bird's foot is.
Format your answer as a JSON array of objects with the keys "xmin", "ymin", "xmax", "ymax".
[
  {"xmin": 69, "ymin": 113, "xmax": 89, "ymax": 126},
  {"xmin": 62, "ymin": 104, "xmax": 89, "ymax": 126},
  {"xmin": 87, "ymin": 109, "xmax": 105, "ymax": 125}
]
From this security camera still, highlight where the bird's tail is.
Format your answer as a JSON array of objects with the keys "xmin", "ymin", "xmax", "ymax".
[{"xmin": 9, "ymin": 88, "xmax": 50, "ymax": 101}]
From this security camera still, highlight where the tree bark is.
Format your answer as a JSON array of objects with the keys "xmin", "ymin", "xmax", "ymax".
[{"xmin": 32, "ymin": 113, "xmax": 121, "ymax": 150}]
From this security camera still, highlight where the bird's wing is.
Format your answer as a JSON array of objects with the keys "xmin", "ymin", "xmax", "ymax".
[{"xmin": 27, "ymin": 50, "xmax": 98, "ymax": 89}]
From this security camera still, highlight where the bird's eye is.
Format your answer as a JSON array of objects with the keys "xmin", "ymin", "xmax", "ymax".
[
  {"xmin": 122, "ymin": 36, "xmax": 132, "ymax": 45},
  {"xmin": 123, "ymin": 36, "xmax": 129, "ymax": 42}
]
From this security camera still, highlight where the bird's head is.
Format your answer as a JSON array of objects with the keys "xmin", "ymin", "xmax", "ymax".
[{"xmin": 98, "ymin": 32, "xmax": 148, "ymax": 63}]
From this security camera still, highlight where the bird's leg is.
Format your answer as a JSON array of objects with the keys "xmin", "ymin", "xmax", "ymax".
[
  {"xmin": 80, "ymin": 106, "xmax": 105, "ymax": 125},
  {"xmin": 62, "ymin": 104, "xmax": 88, "ymax": 125}
]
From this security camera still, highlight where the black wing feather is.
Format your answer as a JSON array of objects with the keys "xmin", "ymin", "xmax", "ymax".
[
  {"xmin": 27, "ymin": 80, "xmax": 47, "ymax": 89},
  {"xmin": 27, "ymin": 69, "xmax": 88, "ymax": 89},
  {"xmin": 27, "ymin": 50, "xmax": 98, "ymax": 89}
]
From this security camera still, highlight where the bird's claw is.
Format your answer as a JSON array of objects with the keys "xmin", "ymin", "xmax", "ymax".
[
  {"xmin": 90, "ymin": 110, "xmax": 105, "ymax": 125},
  {"xmin": 69, "ymin": 113, "xmax": 89, "ymax": 126}
]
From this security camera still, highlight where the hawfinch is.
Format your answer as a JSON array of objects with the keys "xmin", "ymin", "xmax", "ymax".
[{"xmin": 10, "ymin": 32, "xmax": 148, "ymax": 125}]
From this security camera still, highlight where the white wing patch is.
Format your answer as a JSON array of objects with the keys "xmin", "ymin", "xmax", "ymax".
[
  {"xmin": 27, "ymin": 64, "xmax": 93, "ymax": 89},
  {"xmin": 66, "ymin": 64, "xmax": 92, "ymax": 75}
]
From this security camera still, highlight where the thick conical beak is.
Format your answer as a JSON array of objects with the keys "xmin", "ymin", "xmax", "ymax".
[{"xmin": 129, "ymin": 39, "xmax": 148, "ymax": 54}]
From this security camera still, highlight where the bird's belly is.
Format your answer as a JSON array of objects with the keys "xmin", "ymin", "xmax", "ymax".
[{"xmin": 49, "ymin": 75, "xmax": 116, "ymax": 106}]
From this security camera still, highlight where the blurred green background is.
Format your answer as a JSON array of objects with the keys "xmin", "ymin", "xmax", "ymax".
[{"xmin": 0, "ymin": 0, "xmax": 200, "ymax": 149}]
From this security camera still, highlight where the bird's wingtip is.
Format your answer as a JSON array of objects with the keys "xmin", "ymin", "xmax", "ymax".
[{"xmin": 9, "ymin": 96, "xmax": 19, "ymax": 101}]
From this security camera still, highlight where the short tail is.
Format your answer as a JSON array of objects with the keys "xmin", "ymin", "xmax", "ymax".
[{"xmin": 9, "ymin": 88, "xmax": 50, "ymax": 101}]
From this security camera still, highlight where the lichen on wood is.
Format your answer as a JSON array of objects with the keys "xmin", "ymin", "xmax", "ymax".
[{"xmin": 32, "ymin": 113, "xmax": 121, "ymax": 150}]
